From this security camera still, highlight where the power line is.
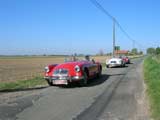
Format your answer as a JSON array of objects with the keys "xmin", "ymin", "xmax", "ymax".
[
  {"xmin": 90, "ymin": 0, "xmax": 116, "ymax": 56},
  {"xmin": 90, "ymin": 0, "xmax": 115, "ymax": 21},
  {"xmin": 116, "ymin": 22, "xmax": 134, "ymax": 42},
  {"xmin": 90, "ymin": 0, "xmax": 143, "ymax": 50}
]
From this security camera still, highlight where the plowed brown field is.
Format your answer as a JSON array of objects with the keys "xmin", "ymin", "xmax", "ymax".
[{"xmin": 0, "ymin": 56, "xmax": 110, "ymax": 82}]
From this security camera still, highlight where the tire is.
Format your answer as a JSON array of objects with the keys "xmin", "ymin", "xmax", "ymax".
[
  {"xmin": 46, "ymin": 79, "xmax": 54, "ymax": 86},
  {"xmin": 97, "ymin": 66, "xmax": 102, "ymax": 78},
  {"xmin": 106, "ymin": 65, "xmax": 109, "ymax": 68},
  {"xmin": 128, "ymin": 60, "xmax": 130, "ymax": 64},
  {"xmin": 79, "ymin": 70, "xmax": 88, "ymax": 86}
]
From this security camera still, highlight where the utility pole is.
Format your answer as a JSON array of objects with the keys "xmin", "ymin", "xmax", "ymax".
[
  {"xmin": 112, "ymin": 18, "xmax": 116, "ymax": 57},
  {"xmin": 90, "ymin": 0, "xmax": 140, "ymax": 57}
]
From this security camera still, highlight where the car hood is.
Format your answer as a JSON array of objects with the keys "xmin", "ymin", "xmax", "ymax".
[{"xmin": 54, "ymin": 61, "xmax": 87, "ymax": 70}]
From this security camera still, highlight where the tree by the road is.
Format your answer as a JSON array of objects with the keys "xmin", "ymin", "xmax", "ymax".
[
  {"xmin": 139, "ymin": 51, "xmax": 143, "ymax": 55},
  {"xmin": 156, "ymin": 47, "xmax": 160, "ymax": 55},
  {"xmin": 147, "ymin": 47, "xmax": 156, "ymax": 55},
  {"xmin": 131, "ymin": 48, "xmax": 138, "ymax": 55}
]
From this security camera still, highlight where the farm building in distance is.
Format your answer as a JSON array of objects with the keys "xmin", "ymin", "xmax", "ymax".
[{"xmin": 115, "ymin": 50, "xmax": 129, "ymax": 56}]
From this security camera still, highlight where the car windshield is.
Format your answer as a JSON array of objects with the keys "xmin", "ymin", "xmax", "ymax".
[
  {"xmin": 64, "ymin": 56, "xmax": 77, "ymax": 62},
  {"xmin": 64, "ymin": 55, "xmax": 94, "ymax": 63}
]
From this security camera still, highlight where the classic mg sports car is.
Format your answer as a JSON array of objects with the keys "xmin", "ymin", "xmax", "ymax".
[
  {"xmin": 106, "ymin": 57, "xmax": 125, "ymax": 68},
  {"xmin": 122, "ymin": 56, "xmax": 131, "ymax": 64},
  {"xmin": 44, "ymin": 56, "xmax": 102, "ymax": 86}
]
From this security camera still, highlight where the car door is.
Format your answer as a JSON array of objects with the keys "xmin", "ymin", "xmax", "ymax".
[{"xmin": 88, "ymin": 61, "xmax": 98, "ymax": 76}]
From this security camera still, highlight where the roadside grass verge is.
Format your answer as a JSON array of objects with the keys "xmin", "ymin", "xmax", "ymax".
[
  {"xmin": 0, "ymin": 77, "xmax": 47, "ymax": 92},
  {"xmin": 144, "ymin": 56, "xmax": 160, "ymax": 120}
]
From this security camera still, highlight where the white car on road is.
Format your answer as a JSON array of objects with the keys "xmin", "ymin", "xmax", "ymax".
[{"xmin": 106, "ymin": 58, "xmax": 125, "ymax": 68}]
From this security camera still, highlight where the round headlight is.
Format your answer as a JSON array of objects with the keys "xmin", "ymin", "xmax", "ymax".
[
  {"xmin": 44, "ymin": 66, "xmax": 49, "ymax": 73},
  {"xmin": 75, "ymin": 65, "xmax": 80, "ymax": 72}
]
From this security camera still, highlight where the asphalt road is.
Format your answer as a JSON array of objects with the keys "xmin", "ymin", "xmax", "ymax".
[{"xmin": 0, "ymin": 57, "xmax": 149, "ymax": 120}]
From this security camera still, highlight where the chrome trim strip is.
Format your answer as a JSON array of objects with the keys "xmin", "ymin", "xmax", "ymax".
[
  {"xmin": 71, "ymin": 76, "xmax": 84, "ymax": 80},
  {"xmin": 45, "ymin": 75, "xmax": 84, "ymax": 81}
]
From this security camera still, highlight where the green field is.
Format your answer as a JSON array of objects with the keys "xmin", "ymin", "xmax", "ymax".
[{"xmin": 144, "ymin": 56, "xmax": 160, "ymax": 120}]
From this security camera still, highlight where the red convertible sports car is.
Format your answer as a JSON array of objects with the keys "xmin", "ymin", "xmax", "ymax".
[
  {"xmin": 44, "ymin": 56, "xmax": 102, "ymax": 86},
  {"xmin": 120, "ymin": 56, "xmax": 131, "ymax": 64}
]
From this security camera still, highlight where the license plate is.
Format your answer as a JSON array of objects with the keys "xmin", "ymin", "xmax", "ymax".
[
  {"xmin": 110, "ymin": 64, "xmax": 116, "ymax": 67},
  {"xmin": 53, "ymin": 80, "xmax": 68, "ymax": 85}
]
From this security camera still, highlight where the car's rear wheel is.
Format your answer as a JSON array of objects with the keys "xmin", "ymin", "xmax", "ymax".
[
  {"xmin": 97, "ymin": 66, "xmax": 102, "ymax": 78},
  {"xmin": 128, "ymin": 60, "xmax": 130, "ymax": 64}
]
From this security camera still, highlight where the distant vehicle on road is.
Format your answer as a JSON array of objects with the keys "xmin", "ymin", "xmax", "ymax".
[
  {"xmin": 122, "ymin": 56, "xmax": 131, "ymax": 64},
  {"xmin": 44, "ymin": 56, "xmax": 102, "ymax": 86},
  {"xmin": 106, "ymin": 57, "xmax": 125, "ymax": 68}
]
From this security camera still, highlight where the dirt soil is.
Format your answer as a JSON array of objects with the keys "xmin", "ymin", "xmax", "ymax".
[
  {"xmin": 0, "ymin": 57, "xmax": 64, "ymax": 82},
  {"xmin": 0, "ymin": 56, "xmax": 111, "ymax": 82}
]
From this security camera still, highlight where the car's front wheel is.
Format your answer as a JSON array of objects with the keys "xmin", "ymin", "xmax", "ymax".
[
  {"xmin": 79, "ymin": 70, "xmax": 88, "ymax": 86},
  {"xmin": 46, "ymin": 79, "xmax": 54, "ymax": 86}
]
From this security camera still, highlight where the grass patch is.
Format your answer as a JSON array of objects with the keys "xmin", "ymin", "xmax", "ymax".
[
  {"xmin": 144, "ymin": 56, "xmax": 160, "ymax": 120},
  {"xmin": 0, "ymin": 77, "xmax": 47, "ymax": 91}
]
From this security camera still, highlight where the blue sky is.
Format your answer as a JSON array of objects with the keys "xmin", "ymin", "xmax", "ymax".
[{"xmin": 0, "ymin": 0, "xmax": 160, "ymax": 55}]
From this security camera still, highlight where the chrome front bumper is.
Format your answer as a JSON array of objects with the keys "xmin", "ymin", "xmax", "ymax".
[
  {"xmin": 44, "ymin": 76, "xmax": 84, "ymax": 82},
  {"xmin": 107, "ymin": 63, "xmax": 122, "ymax": 67}
]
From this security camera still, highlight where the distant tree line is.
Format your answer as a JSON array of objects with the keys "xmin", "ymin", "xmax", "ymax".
[
  {"xmin": 130, "ymin": 48, "xmax": 143, "ymax": 55},
  {"xmin": 147, "ymin": 47, "xmax": 160, "ymax": 55}
]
